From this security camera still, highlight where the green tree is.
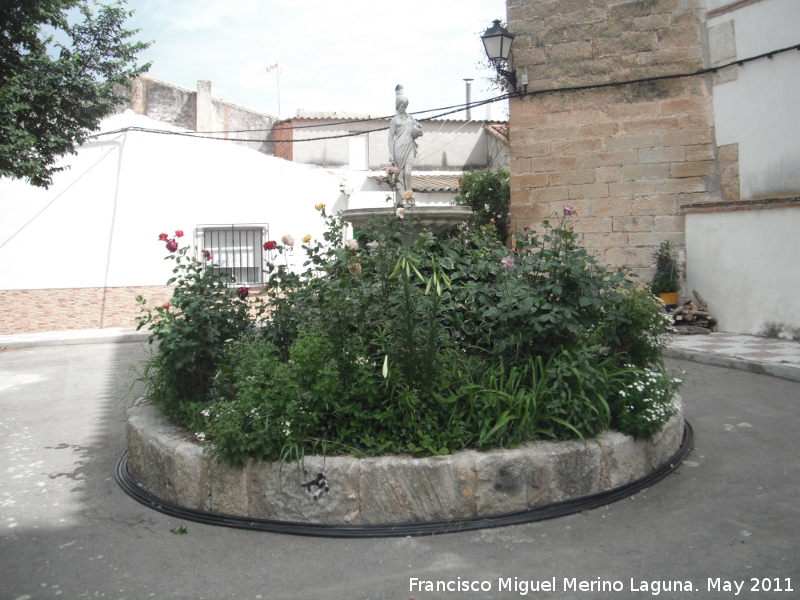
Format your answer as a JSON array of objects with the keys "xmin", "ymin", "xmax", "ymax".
[{"xmin": 0, "ymin": 0, "xmax": 150, "ymax": 187}]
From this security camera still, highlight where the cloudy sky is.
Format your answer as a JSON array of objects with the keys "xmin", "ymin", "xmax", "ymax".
[{"xmin": 122, "ymin": 0, "xmax": 509, "ymax": 121}]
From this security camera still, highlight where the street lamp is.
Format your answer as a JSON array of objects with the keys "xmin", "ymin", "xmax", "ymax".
[{"xmin": 481, "ymin": 20, "xmax": 517, "ymax": 91}]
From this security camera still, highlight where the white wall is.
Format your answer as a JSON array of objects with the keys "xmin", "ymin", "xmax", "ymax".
[
  {"xmin": 710, "ymin": 0, "xmax": 800, "ymax": 199},
  {"xmin": 686, "ymin": 207, "xmax": 800, "ymax": 338},
  {"xmin": 0, "ymin": 111, "xmax": 346, "ymax": 290},
  {"xmin": 291, "ymin": 118, "xmax": 494, "ymax": 171}
]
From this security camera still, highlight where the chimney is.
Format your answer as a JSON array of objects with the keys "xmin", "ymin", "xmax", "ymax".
[
  {"xmin": 463, "ymin": 79, "xmax": 474, "ymax": 120},
  {"xmin": 196, "ymin": 80, "xmax": 212, "ymax": 132}
]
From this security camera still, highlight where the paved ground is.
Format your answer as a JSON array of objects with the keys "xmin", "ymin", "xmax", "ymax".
[
  {"xmin": 0, "ymin": 336, "xmax": 798, "ymax": 599},
  {"xmin": 666, "ymin": 333, "xmax": 800, "ymax": 383}
]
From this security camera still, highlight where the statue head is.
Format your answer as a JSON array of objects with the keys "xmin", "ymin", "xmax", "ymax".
[{"xmin": 396, "ymin": 95, "xmax": 409, "ymax": 112}]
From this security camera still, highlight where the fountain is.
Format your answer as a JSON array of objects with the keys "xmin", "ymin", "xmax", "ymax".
[{"xmin": 341, "ymin": 85, "xmax": 472, "ymax": 240}]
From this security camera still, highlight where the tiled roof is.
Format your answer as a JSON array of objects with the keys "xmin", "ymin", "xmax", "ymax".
[
  {"xmin": 412, "ymin": 174, "xmax": 461, "ymax": 192},
  {"xmin": 293, "ymin": 110, "xmax": 388, "ymax": 121},
  {"xmin": 485, "ymin": 123, "xmax": 509, "ymax": 143},
  {"xmin": 370, "ymin": 173, "xmax": 461, "ymax": 192}
]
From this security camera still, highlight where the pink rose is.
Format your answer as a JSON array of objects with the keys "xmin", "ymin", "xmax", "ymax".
[
  {"xmin": 501, "ymin": 255, "xmax": 515, "ymax": 270},
  {"xmin": 158, "ymin": 233, "xmax": 168, "ymax": 241},
  {"xmin": 562, "ymin": 204, "xmax": 575, "ymax": 216},
  {"xmin": 281, "ymin": 234, "xmax": 295, "ymax": 247},
  {"xmin": 263, "ymin": 240, "xmax": 277, "ymax": 251},
  {"xmin": 175, "ymin": 229, "xmax": 184, "ymax": 238},
  {"xmin": 166, "ymin": 239, "xmax": 178, "ymax": 252},
  {"xmin": 163, "ymin": 302, "xmax": 170, "ymax": 310}
]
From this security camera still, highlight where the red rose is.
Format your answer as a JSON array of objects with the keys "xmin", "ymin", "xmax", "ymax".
[
  {"xmin": 163, "ymin": 302, "xmax": 170, "ymax": 310},
  {"xmin": 175, "ymin": 229, "xmax": 184, "ymax": 238},
  {"xmin": 158, "ymin": 233, "xmax": 168, "ymax": 241},
  {"xmin": 263, "ymin": 240, "xmax": 277, "ymax": 250},
  {"xmin": 237, "ymin": 286, "xmax": 249, "ymax": 300},
  {"xmin": 202, "ymin": 249, "xmax": 212, "ymax": 260},
  {"xmin": 166, "ymin": 239, "xmax": 178, "ymax": 252}
]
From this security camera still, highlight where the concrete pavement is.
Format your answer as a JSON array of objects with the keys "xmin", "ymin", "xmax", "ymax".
[
  {"xmin": 0, "ymin": 334, "xmax": 798, "ymax": 599},
  {"xmin": 666, "ymin": 332, "xmax": 800, "ymax": 383}
]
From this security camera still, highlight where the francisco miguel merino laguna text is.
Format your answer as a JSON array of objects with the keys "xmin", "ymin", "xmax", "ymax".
[{"xmin": 409, "ymin": 577, "xmax": 699, "ymax": 595}]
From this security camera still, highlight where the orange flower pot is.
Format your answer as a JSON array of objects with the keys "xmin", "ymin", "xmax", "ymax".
[{"xmin": 658, "ymin": 292, "xmax": 678, "ymax": 309}]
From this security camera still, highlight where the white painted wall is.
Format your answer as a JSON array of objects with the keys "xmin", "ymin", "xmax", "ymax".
[
  {"xmin": 0, "ymin": 111, "xmax": 346, "ymax": 290},
  {"xmin": 686, "ymin": 207, "xmax": 800, "ymax": 338},
  {"xmin": 709, "ymin": 0, "xmax": 800, "ymax": 199},
  {"xmin": 291, "ymin": 118, "xmax": 496, "ymax": 171}
]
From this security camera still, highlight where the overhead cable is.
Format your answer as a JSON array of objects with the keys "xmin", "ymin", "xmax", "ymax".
[{"xmin": 91, "ymin": 42, "xmax": 799, "ymax": 145}]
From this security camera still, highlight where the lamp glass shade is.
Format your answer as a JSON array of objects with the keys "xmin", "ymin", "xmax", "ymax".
[{"xmin": 481, "ymin": 20, "xmax": 514, "ymax": 62}]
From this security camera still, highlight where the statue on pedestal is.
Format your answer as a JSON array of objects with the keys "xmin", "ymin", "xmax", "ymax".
[{"xmin": 388, "ymin": 85, "xmax": 423, "ymax": 195}]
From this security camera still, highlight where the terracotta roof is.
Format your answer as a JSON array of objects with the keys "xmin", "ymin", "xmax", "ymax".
[
  {"xmin": 485, "ymin": 123, "xmax": 509, "ymax": 143},
  {"xmin": 370, "ymin": 173, "xmax": 461, "ymax": 192}
]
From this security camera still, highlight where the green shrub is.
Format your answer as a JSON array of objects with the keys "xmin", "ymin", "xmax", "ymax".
[
  {"xmin": 137, "ymin": 210, "xmax": 681, "ymax": 466},
  {"xmin": 453, "ymin": 168, "xmax": 510, "ymax": 242},
  {"xmin": 598, "ymin": 286, "xmax": 675, "ymax": 369},
  {"xmin": 609, "ymin": 366, "xmax": 681, "ymax": 440},
  {"xmin": 135, "ymin": 237, "xmax": 260, "ymax": 425}
]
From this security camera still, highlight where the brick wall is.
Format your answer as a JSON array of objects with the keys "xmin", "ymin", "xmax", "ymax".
[
  {"xmin": 274, "ymin": 121, "xmax": 294, "ymax": 161},
  {"xmin": 507, "ymin": 0, "xmax": 721, "ymax": 284},
  {"xmin": 0, "ymin": 286, "xmax": 174, "ymax": 335}
]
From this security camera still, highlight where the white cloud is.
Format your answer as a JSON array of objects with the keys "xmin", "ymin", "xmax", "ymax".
[{"xmin": 127, "ymin": 0, "xmax": 508, "ymax": 118}]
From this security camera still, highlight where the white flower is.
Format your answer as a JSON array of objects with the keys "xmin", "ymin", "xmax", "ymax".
[
  {"xmin": 396, "ymin": 207, "xmax": 405, "ymax": 219},
  {"xmin": 281, "ymin": 234, "xmax": 295, "ymax": 247},
  {"xmin": 200, "ymin": 409, "xmax": 211, "ymax": 418},
  {"xmin": 195, "ymin": 432, "xmax": 206, "ymax": 442},
  {"xmin": 366, "ymin": 241, "xmax": 380, "ymax": 252},
  {"xmin": 347, "ymin": 238, "xmax": 359, "ymax": 251}
]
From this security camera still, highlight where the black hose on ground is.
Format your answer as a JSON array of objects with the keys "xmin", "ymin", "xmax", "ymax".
[{"xmin": 116, "ymin": 421, "xmax": 693, "ymax": 538}]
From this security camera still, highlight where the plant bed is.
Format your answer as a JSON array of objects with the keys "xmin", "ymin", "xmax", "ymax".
[
  {"xmin": 124, "ymin": 397, "xmax": 684, "ymax": 525},
  {"xmin": 131, "ymin": 204, "xmax": 683, "ymax": 527}
]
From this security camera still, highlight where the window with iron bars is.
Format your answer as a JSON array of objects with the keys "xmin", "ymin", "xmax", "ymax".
[{"xmin": 195, "ymin": 224, "xmax": 268, "ymax": 286}]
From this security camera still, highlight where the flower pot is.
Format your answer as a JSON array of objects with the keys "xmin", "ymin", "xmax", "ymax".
[{"xmin": 658, "ymin": 292, "xmax": 678, "ymax": 310}]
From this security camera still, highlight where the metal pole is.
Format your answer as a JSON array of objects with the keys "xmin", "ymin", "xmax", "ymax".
[{"xmin": 464, "ymin": 79, "xmax": 473, "ymax": 120}]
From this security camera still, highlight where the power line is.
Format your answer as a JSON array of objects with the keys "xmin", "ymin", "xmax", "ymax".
[{"xmin": 90, "ymin": 42, "xmax": 799, "ymax": 145}]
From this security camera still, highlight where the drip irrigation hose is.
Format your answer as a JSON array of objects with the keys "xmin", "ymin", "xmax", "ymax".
[{"xmin": 116, "ymin": 421, "xmax": 693, "ymax": 538}]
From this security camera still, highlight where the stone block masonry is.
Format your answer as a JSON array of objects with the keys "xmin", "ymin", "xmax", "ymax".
[
  {"xmin": 125, "ymin": 398, "xmax": 685, "ymax": 525},
  {"xmin": 507, "ymin": 0, "xmax": 724, "ymax": 285}
]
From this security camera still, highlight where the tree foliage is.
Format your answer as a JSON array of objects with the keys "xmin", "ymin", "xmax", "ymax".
[{"xmin": 0, "ymin": 0, "xmax": 150, "ymax": 187}]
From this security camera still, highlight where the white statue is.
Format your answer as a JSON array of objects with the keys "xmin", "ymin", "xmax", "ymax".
[{"xmin": 388, "ymin": 85, "xmax": 423, "ymax": 194}]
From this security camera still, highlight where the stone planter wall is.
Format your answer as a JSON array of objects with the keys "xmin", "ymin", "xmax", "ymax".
[{"xmin": 125, "ymin": 397, "xmax": 683, "ymax": 525}]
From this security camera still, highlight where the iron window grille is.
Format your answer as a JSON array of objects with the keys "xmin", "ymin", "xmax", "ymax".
[{"xmin": 195, "ymin": 224, "xmax": 269, "ymax": 286}]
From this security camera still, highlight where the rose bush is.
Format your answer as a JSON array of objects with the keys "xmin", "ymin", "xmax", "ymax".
[{"xmin": 136, "ymin": 240, "xmax": 263, "ymax": 424}]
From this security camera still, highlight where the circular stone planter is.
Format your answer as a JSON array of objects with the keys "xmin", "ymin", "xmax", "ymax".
[{"xmin": 124, "ymin": 398, "xmax": 684, "ymax": 526}]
